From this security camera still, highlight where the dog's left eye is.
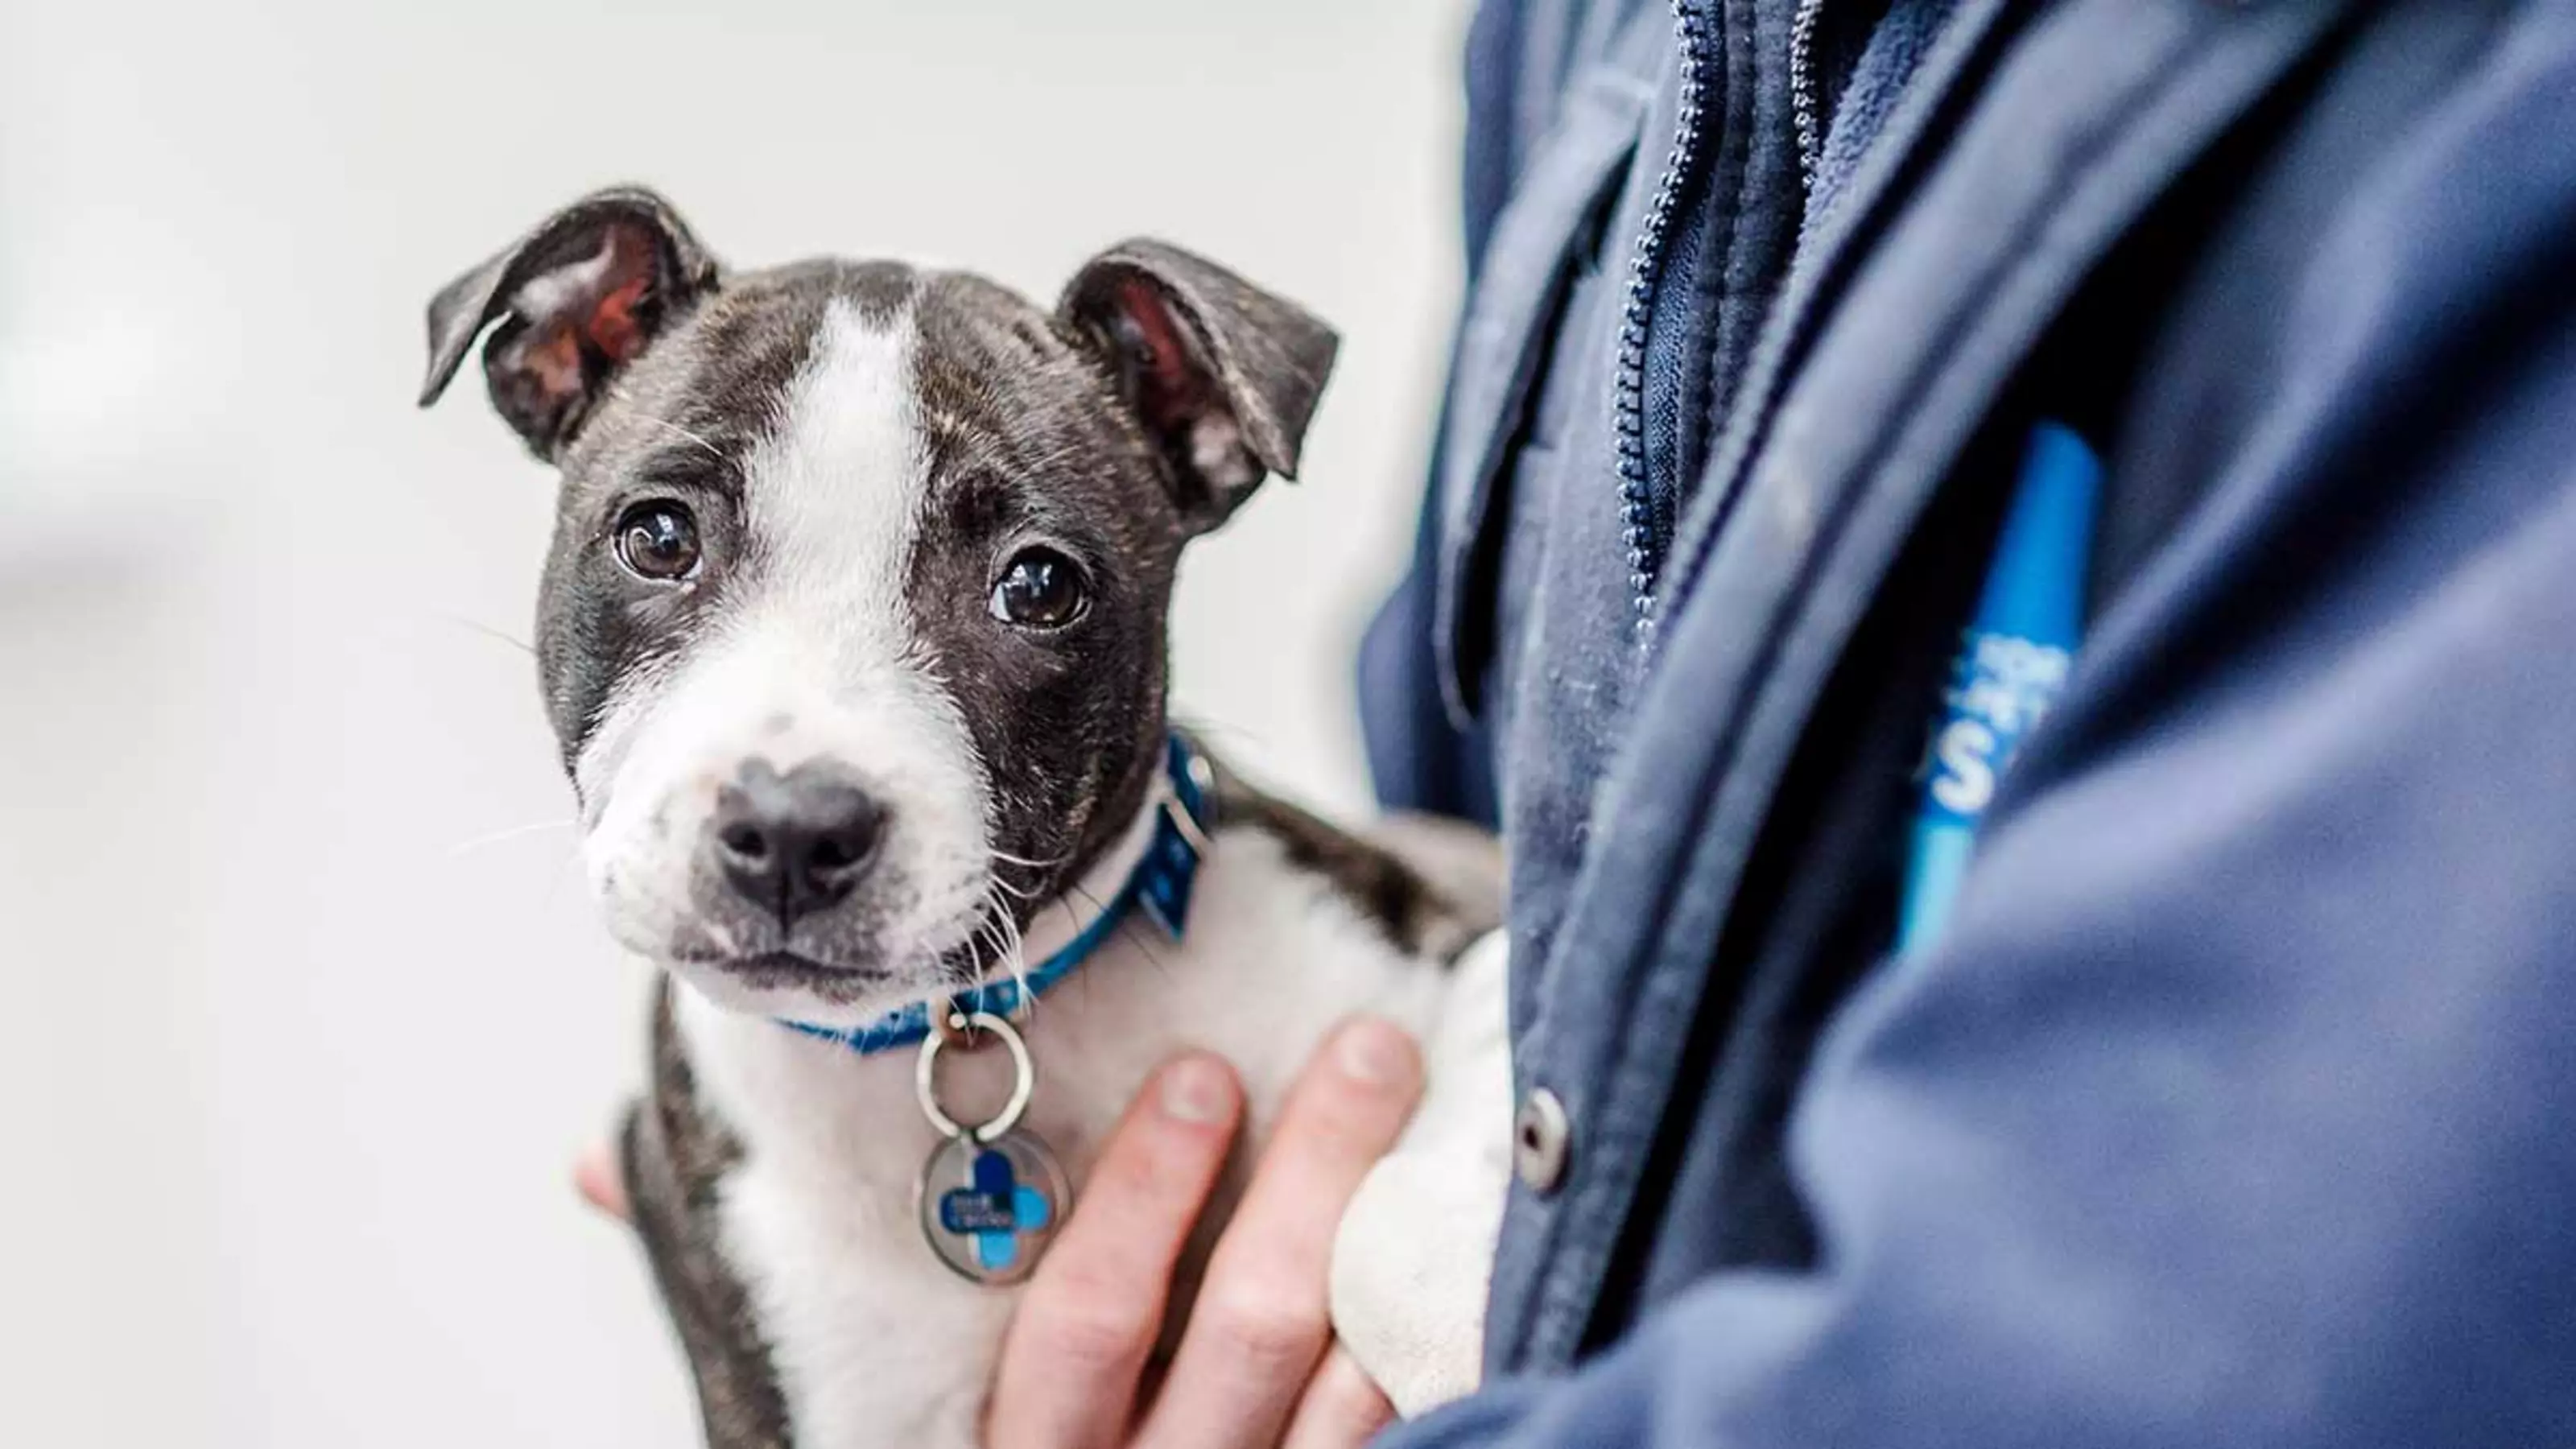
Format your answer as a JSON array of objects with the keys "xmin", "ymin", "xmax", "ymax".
[
  {"xmin": 989, "ymin": 547, "xmax": 1088, "ymax": 630},
  {"xmin": 613, "ymin": 500, "xmax": 702, "ymax": 582}
]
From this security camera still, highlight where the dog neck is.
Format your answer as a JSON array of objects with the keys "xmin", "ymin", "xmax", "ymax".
[{"xmin": 1014, "ymin": 772, "xmax": 1170, "ymax": 966}]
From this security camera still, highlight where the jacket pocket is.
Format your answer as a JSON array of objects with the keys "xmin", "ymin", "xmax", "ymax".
[{"xmin": 1435, "ymin": 68, "xmax": 1646, "ymax": 722}]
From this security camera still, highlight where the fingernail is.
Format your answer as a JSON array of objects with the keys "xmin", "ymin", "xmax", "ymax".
[
  {"xmin": 1335, "ymin": 1018, "xmax": 1416, "ymax": 1088},
  {"xmin": 1160, "ymin": 1055, "xmax": 1232, "ymax": 1125}
]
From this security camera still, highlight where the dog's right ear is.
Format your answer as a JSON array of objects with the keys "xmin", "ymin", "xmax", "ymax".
[{"xmin": 418, "ymin": 187, "xmax": 718, "ymax": 460}]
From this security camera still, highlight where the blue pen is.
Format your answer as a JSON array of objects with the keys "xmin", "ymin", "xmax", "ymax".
[{"xmin": 1897, "ymin": 421, "xmax": 2102, "ymax": 955}]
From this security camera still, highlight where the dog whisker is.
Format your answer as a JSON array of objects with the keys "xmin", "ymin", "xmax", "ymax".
[
  {"xmin": 992, "ymin": 884, "xmax": 1029, "ymax": 956},
  {"xmin": 1166, "ymin": 712, "xmax": 1264, "ymax": 753},
  {"xmin": 953, "ymin": 896, "xmax": 1010, "ymax": 989},
  {"xmin": 1060, "ymin": 877, "xmax": 1174, "ymax": 980},
  {"xmin": 447, "ymin": 817, "xmax": 577, "ymax": 857},
  {"xmin": 629, "ymin": 411, "xmax": 729, "ymax": 464},
  {"xmin": 1115, "ymin": 914, "xmax": 1177, "ymax": 981},
  {"xmin": 993, "ymin": 886, "xmax": 1032, "ymax": 1011},
  {"xmin": 429, "ymin": 612, "xmax": 539, "ymax": 658},
  {"xmin": 989, "ymin": 873, "xmax": 1046, "ymax": 902},
  {"xmin": 1072, "ymin": 881, "xmax": 1161, "ymax": 976},
  {"xmin": 974, "ymin": 906, "xmax": 1011, "ymax": 972}
]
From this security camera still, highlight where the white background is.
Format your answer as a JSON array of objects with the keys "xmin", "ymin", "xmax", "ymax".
[{"xmin": 0, "ymin": 2, "xmax": 1463, "ymax": 1443}]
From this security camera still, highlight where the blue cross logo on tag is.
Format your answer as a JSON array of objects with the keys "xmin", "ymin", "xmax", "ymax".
[
  {"xmin": 937, "ymin": 1149, "xmax": 1055, "ymax": 1273},
  {"xmin": 918, "ymin": 1127, "xmax": 1070, "ymax": 1285}
]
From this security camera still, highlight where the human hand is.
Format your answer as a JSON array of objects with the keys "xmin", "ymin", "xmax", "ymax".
[
  {"xmin": 985, "ymin": 1017, "xmax": 1426, "ymax": 1449},
  {"xmin": 573, "ymin": 1138, "xmax": 628, "ymax": 1220}
]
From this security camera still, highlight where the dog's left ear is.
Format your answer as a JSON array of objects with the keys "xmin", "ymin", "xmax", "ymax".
[
  {"xmin": 1059, "ymin": 242, "xmax": 1339, "ymax": 532},
  {"xmin": 418, "ymin": 186, "xmax": 719, "ymax": 460}
]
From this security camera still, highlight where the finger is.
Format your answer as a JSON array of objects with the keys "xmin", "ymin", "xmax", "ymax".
[
  {"xmin": 1279, "ymin": 1344, "xmax": 1397, "ymax": 1449},
  {"xmin": 1136, "ymin": 1017, "xmax": 1422, "ymax": 1449},
  {"xmin": 573, "ymin": 1139, "xmax": 630, "ymax": 1221},
  {"xmin": 988, "ymin": 1052, "xmax": 1245, "ymax": 1449}
]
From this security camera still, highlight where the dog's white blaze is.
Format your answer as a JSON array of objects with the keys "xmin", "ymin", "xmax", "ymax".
[
  {"xmin": 577, "ymin": 299, "xmax": 992, "ymax": 1019},
  {"xmin": 741, "ymin": 298, "xmax": 929, "ymax": 678}
]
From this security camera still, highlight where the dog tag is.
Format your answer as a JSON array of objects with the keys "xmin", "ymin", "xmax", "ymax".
[
  {"xmin": 917, "ymin": 1127, "xmax": 1069, "ymax": 1285},
  {"xmin": 913, "ymin": 1009, "xmax": 1068, "ymax": 1285}
]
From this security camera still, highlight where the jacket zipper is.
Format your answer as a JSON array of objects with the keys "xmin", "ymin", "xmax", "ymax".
[
  {"xmin": 1613, "ymin": 0, "xmax": 1714, "ymax": 650},
  {"xmin": 1789, "ymin": 0, "xmax": 1831, "ymax": 190}
]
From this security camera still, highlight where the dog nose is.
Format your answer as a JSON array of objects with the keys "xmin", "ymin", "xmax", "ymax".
[{"xmin": 709, "ymin": 760, "xmax": 886, "ymax": 926}]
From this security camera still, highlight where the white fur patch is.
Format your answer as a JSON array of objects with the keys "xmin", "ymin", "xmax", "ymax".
[
  {"xmin": 1187, "ymin": 412, "xmax": 1256, "ymax": 493},
  {"xmin": 577, "ymin": 298, "xmax": 995, "ymax": 1020}
]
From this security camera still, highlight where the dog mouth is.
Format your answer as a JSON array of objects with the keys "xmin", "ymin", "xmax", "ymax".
[
  {"xmin": 665, "ymin": 904, "xmax": 1009, "ymax": 1004},
  {"xmin": 677, "ymin": 947, "xmax": 892, "ymax": 995}
]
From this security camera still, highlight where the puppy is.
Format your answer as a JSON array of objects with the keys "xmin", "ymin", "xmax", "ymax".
[{"xmin": 419, "ymin": 188, "xmax": 1509, "ymax": 1447}]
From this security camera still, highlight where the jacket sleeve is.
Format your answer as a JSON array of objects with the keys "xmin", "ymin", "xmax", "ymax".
[{"xmin": 1387, "ymin": 16, "xmax": 2576, "ymax": 1448}]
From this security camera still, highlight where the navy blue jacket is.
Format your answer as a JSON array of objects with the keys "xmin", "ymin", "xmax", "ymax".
[{"xmin": 1362, "ymin": 0, "xmax": 2576, "ymax": 1442}]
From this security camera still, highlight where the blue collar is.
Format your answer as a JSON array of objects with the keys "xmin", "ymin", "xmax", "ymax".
[{"xmin": 782, "ymin": 735, "xmax": 1214, "ymax": 1057}]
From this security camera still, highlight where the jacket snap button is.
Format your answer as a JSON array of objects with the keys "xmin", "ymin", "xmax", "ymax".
[{"xmin": 1513, "ymin": 1088, "xmax": 1571, "ymax": 1195}]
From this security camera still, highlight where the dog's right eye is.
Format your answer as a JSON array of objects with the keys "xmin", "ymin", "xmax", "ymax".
[{"xmin": 613, "ymin": 501, "xmax": 702, "ymax": 582}]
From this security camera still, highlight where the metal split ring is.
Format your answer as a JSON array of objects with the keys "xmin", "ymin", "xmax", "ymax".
[{"xmin": 914, "ymin": 1009, "xmax": 1036, "ymax": 1144}]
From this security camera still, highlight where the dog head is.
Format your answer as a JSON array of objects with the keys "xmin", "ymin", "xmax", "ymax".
[{"xmin": 419, "ymin": 187, "xmax": 1335, "ymax": 1026}]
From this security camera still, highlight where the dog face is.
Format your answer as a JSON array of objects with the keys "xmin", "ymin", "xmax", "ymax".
[{"xmin": 420, "ymin": 189, "xmax": 1335, "ymax": 1025}]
